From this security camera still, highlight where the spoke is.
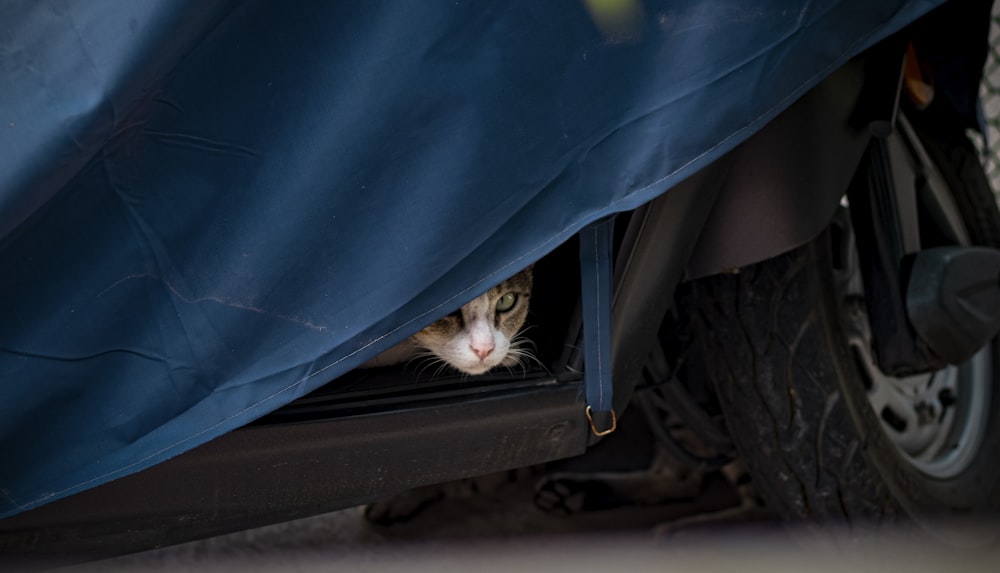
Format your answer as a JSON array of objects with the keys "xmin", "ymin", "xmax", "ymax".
[{"xmin": 923, "ymin": 367, "xmax": 958, "ymax": 415}]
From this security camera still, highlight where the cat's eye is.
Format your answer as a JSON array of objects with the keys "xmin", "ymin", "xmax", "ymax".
[{"xmin": 495, "ymin": 292, "xmax": 517, "ymax": 313}]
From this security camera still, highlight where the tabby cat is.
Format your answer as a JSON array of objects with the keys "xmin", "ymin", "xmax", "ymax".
[{"xmin": 363, "ymin": 267, "xmax": 534, "ymax": 375}]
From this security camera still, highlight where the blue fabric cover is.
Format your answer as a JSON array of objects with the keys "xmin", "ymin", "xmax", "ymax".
[{"xmin": 0, "ymin": 0, "xmax": 943, "ymax": 517}]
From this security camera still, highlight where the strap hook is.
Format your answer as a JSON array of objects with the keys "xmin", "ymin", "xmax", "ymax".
[{"xmin": 585, "ymin": 405, "xmax": 617, "ymax": 437}]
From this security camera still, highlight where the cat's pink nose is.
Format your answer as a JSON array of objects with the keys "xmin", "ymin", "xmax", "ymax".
[{"xmin": 471, "ymin": 342, "xmax": 494, "ymax": 360}]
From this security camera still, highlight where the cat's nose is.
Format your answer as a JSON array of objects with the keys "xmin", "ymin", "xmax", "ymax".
[{"xmin": 471, "ymin": 342, "xmax": 494, "ymax": 360}]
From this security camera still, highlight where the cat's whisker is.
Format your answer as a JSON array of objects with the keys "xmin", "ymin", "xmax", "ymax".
[
  {"xmin": 515, "ymin": 324, "xmax": 540, "ymax": 337},
  {"xmin": 405, "ymin": 352, "xmax": 431, "ymax": 370},
  {"xmin": 414, "ymin": 360, "xmax": 436, "ymax": 380},
  {"xmin": 515, "ymin": 352, "xmax": 544, "ymax": 375},
  {"xmin": 512, "ymin": 328, "xmax": 538, "ymax": 348},
  {"xmin": 411, "ymin": 351, "xmax": 448, "ymax": 380},
  {"xmin": 504, "ymin": 331, "xmax": 545, "ymax": 375},
  {"xmin": 432, "ymin": 362, "xmax": 453, "ymax": 380}
]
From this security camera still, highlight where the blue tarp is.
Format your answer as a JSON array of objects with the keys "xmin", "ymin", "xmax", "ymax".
[{"xmin": 0, "ymin": 0, "xmax": 945, "ymax": 517}]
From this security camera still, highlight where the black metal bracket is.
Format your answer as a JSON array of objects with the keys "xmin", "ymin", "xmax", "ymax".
[
  {"xmin": 847, "ymin": 136, "xmax": 947, "ymax": 376},
  {"xmin": 845, "ymin": 39, "xmax": 950, "ymax": 376}
]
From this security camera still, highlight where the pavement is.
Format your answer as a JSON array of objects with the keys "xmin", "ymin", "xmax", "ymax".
[
  {"xmin": 60, "ymin": 497, "xmax": 1000, "ymax": 573},
  {"xmin": 58, "ymin": 452, "xmax": 1000, "ymax": 573}
]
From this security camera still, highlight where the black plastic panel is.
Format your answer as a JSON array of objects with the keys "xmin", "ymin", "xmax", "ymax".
[
  {"xmin": 0, "ymin": 377, "xmax": 587, "ymax": 566},
  {"xmin": 686, "ymin": 59, "xmax": 872, "ymax": 279}
]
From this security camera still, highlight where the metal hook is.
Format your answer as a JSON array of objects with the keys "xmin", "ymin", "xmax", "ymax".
[{"xmin": 585, "ymin": 405, "xmax": 617, "ymax": 437}]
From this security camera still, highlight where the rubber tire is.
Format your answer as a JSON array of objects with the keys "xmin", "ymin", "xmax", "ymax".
[{"xmin": 686, "ymin": 123, "xmax": 1000, "ymax": 542}]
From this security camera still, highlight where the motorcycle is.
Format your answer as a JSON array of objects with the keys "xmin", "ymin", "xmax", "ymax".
[{"xmin": 1, "ymin": 0, "xmax": 996, "ymax": 564}]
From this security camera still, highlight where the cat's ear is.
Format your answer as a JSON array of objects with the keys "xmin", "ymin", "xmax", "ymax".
[{"xmin": 523, "ymin": 262, "xmax": 535, "ymax": 272}]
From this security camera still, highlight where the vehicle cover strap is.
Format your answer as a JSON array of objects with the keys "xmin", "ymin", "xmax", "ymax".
[{"xmin": 580, "ymin": 217, "xmax": 616, "ymax": 436}]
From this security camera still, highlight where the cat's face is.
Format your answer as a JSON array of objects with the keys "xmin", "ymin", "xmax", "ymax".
[{"xmin": 412, "ymin": 268, "xmax": 533, "ymax": 375}]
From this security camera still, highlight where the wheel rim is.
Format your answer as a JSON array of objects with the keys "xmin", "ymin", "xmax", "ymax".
[{"xmin": 832, "ymin": 208, "xmax": 993, "ymax": 479}]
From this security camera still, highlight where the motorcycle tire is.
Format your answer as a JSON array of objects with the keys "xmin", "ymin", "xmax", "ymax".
[{"xmin": 686, "ymin": 119, "xmax": 1000, "ymax": 544}]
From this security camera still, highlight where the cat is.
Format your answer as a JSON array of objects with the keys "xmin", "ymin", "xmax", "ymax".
[{"xmin": 362, "ymin": 267, "xmax": 534, "ymax": 375}]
